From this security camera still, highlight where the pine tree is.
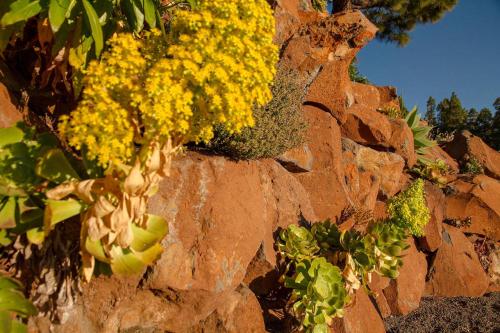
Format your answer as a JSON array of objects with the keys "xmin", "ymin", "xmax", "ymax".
[
  {"xmin": 476, "ymin": 108, "xmax": 493, "ymax": 138},
  {"xmin": 491, "ymin": 111, "xmax": 500, "ymax": 150},
  {"xmin": 494, "ymin": 97, "xmax": 500, "ymax": 112},
  {"xmin": 437, "ymin": 92, "xmax": 467, "ymax": 132},
  {"xmin": 466, "ymin": 108, "xmax": 479, "ymax": 134},
  {"xmin": 331, "ymin": 0, "xmax": 458, "ymax": 46},
  {"xmin": 425, "ymin": 96, "xmax": 437, "ymax": 126}
]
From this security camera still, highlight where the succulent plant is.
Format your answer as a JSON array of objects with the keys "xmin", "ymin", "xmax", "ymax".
[
  {"xmin": 285, "ymin": 257, "xmax": 348, "ymax": 333},
  {"xmin": 405, "ymin": 107, "xmax": 436, "ymax": 158},
  {"xmin": 0, "ymin": 275, "xmax": 37, "ymax": 332},
  {"xmin": 0, "ymin": 123, "xmax": 84, "ymax": 246},
  {"xmin": 277, "ymin": 225, "xmax": 320, "ymax": 264},
  {"xmin": 311, "ymin": 219, "xmax": 342, "ymax": 251},
  {"xmin": 387, "ymin": 179, "xmax": 430, "ymax": 237},
  {"xmin": 366, "ymin": 221, "xmax": 409, "ymax": 279}
]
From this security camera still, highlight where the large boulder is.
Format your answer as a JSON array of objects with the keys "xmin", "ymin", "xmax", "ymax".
[
  {"xmin": 273, "ymin": 0, "xmax": 322, "ymax": 45},
  {"xmin": 330, "ymin": 288, "xmax": 385, "ymax": 333},
  {"xmin": 443, "ymin": 130, "xmax": 500, "ymax": 180},
  {"xmin": 418, "ymin": 182, "xmax": 445, "ymax": 252},
  {"xmin": 146, "ymin": 153, "xmax": 316, "ymax": 292},
  {"xmin": 423, "ymin": 145, "xmax": 460, "ymax": 173},
  {"xmin": 425, "ymin": 225, "xmax": 489, "ymax": 297},
  {"xmin": 342, "ymin": 138, "xmax": 405, "ymax": 198},
  {"xmin": 445, "ymin": 175, "xmax": 500, "ymax": 240},
  {"xmin": 341, "ymin": 83, "xmax": 416, "ymax": 167},
  {"xmin": 294, "ymin": 106, "xmax": 349, "ymax": 220},
  {"xmin": 383, "ymin": 238, "xmax": 427, "ymax": 315}
]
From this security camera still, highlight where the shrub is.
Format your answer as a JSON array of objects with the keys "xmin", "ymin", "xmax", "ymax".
[
  {"xmin": 387, "ymin": 179, "xmax": 430, "ymax": 237},
  {"xmin": 411, "ymin": 159, "xmax": 450, "ymax": 187},
  {"xmin": 209, "ymin": 65, "xmax": 306, "ymax": 160},
  {"xmin": 378, "ymin": 106, "xmax": 403, "ymax": 119},
  {"xmin": 312, "ymin": 0, "xmax": 328, "ymax": 12},
  {"xmin": 349, "ymin": 58, "xmax": 369, "ymax": 84},
  {"xmin": 462, "ymin": 156, "xmax": 484, "ymax": 175}
]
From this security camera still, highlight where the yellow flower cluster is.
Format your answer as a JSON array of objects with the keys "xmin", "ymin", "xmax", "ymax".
[
  {"xmin": 387, "ymin": 179, "xmax": 430, "ymax": 237},
  {"xmin": 59, "ymin": 0, "xmax": 278, "ymax": 168}
]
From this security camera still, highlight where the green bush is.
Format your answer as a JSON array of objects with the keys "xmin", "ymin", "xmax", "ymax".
[
  {"xmin": 311, "ymin": 0, "xmax": 327, "ymax": 12},
  {"xmin": 209, "ymin": 65, "xmax": 306, "ymax": 160},
  {"xmin": 411, "ymin": 159, "xmax": 449, "ymax": 187},
  {"xmin": 387, "ymin": 179, "xmax": 430, "ymax": 237},
  {"xmin": 462, "ymin": 156, "xmax": 484, "ymax": 175}
]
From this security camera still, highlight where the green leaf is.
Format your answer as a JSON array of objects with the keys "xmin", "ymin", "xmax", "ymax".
[
  {"xmin": 0, "ymin": 126, "xmax": 24, "ymax": 148},
  {"xmin": 85, "ymin": 237, "xmax": 108, "ymax": 262},
  {"xmin": 0, "ymin": 0, "xmax": 42, "ymax": 27},
  {"xmin": 35, "ymin": 148, "xmax": 80, "ymax": 184},
  {"xmin": 26, "ymin": 227, "xmax": 45, "ymax": 245},
  {"xmin": 0, "ymin": 289, "xmax": 37, "ymax": 317},
  {"xmin": 82, "ymin": 0, "xmax": 103, "ymax": 57},
  {"xmin": 0, "ymin": 196, "xmax": 17, "ymax": 229},
  {"xmin": 0, "ymin": 310, "xmax": 13, "ymax": 333},
  {"xmin": 48, "ymin": 0, "xmax": 70, "ymax": 32},
  {"xmin": 44, "ymin": 198, "xmax": 85, "ymax": 230},
  {"xmin": 130, "ymin": 214, "xmax": 168, "ymax": 252},
  {"xmin": 9, "ymin": 319, "xmax": 28, "ymax": 333},
  {"xmin": 143, "ymin": 0, "xmax": 155, "ymax": 28},
  {"xmin": 121, "ymin": 0, "xmax": 144, "ymax": 33},
  {"xmin": 0, "ymin": 229, "xmax": 12, "ymax": 246}
]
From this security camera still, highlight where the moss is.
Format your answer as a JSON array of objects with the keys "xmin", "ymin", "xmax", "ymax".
[{"xmin": 209, "ymin": 65, "xmax": 307, "ymax": 160}]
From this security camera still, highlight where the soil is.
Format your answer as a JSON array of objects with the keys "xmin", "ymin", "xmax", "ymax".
[{"xmin": 384, "ymin": 292, "xmax": 500, "ymax": 333}]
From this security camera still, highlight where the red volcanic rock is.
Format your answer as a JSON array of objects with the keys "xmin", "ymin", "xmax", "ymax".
[
  {"xmin": 423, "ymin": 145, "xmax": 460, "ymax": 173},
  {"xmin": 444, "ymin": 130, "xmax": 500, "ymax": 180},
  {"xmin": 418, "ymin": 182, "xmax": 445, "ymax": 252},
  {"xmin": 294, "ymin": 106, "xmax": 349, "ymax": 221},
  {"xmin": 330, "ymin": 288, "xmax": 385, "ymax": 333},
  {"xmin": 342, "ymin": 138, "xmax": 405, "ymax": 199},
  {"xmin": 426, "ymin": 225, "xmax": 489, "ymax": 297},
  {"xmin": 146, "ymin": 152, "xmax": 316, "ymax": 292},
  {"xmin": 0, "ymin": 82, "xmax": 22, "ymax": 128},
  {"xmin": 445, "ymin": 175, "xmax": 500, "ymax": 240},
  {"xmin": 277, "ymin": 144, "xmax": 314, "ymax": 172},
  {"xmin": 383, "ymin": 238, "xmax": 427, "ymax": 315}
]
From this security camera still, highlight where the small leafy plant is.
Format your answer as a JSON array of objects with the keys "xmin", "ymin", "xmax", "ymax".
[
  {"xmin": 0, "ymin": 275, "xmax": 37, "ymax": 332},
  {"xmin": 405, "ymin": 107, "xmax": 436, "ymax": 159},
  {"xmin": 311, "ymin": 0, "xmax": 327, "ymax": 12},
  {"xmin": 461, "ymin": 156, "xmax": 484, "ymax": 175},
  {"xmin": 411, "ymin": 159, "xmax": 450, "ymax": 187},
  {"xmin": 387, "ymin": 179, "xmax": 430, "ymax": 237},
  {"xmin": 378, "ymin": 106, "xmax": 403, "ymax": 119},
  {"xmin": 209, "ymin": 65, "xmax": 306, "ymax": 160}
]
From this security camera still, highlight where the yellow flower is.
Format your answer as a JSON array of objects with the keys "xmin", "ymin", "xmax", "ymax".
[{"xmin": 59, "ymin": 0, "xmax": 278, "ymax": 168}]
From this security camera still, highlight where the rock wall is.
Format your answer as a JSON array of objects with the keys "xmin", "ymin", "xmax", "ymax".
[{"xmin": 12, "ymin": 1, "xmax": 499, "ymax": 332}]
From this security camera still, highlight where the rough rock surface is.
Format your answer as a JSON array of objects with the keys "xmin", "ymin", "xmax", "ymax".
[
  {"xmin": 383, "ymin": 239, "xmax": 427, "ymax": 315},
  {"xmin": 0, "ymin": 82, "xmax": 22, "ymax": 127},
  {"xmin": 445, "ymin": 175, "xmax": 500, "ymax": 240},
  {"xmin": 423, "ymin": 145, "xmax": 460, "ymax": 173},
  {"xmin": 147, "ymin": 152, "xmax": 316, "ymax": 292},
  {"xmin": 426, "ymin": 225, "xmax": 490, "ymax": 297},
  {"xmin": 444, "ymin": 130, "xmax": 500, "ymax": 180},
  {"xmin": 342, "ymin": 138, "xmax": 405, "ymax": 198},
  {"xmin": 277, "ymin": 144, "xmax": 314, "ymax": 172},
  {"xmin": 418, "ymin": 182, "xmax": 445, "ymax": 252},
  {"xmin": 294, "ymin": 106, "xmax": 349, "ymax": 220},
  {"xmin": 330, "ymin": 288, "xmax": 386, "ymax": 333}
]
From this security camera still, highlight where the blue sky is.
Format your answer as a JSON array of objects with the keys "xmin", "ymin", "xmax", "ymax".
[{"xmin": 354, "ymin": 0, "xmax": 500, "ymax": 112}]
